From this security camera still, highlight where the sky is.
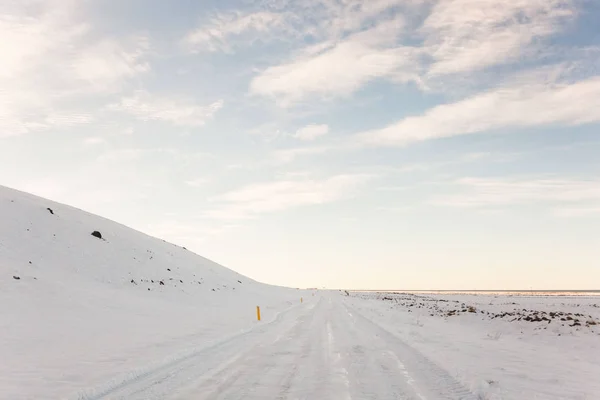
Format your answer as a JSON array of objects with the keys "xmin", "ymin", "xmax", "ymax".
[{"xmin": 1, "ymin": 0, "xmax": 600, "ymax": 290}]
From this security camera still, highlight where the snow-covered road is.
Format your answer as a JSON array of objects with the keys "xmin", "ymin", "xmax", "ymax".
[{"xmin": 80, "ymin": 296, "xmax": 475, "ymax": 400}]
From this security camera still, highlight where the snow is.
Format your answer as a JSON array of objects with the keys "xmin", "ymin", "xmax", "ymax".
[
  {"xmin": 0, "ymin": 185, "xmax": 303, "ymax": 399},
  {"xmin": 347, "ymin": 291, "xmax": 600, "ymax": 399},
  {"xmin": 2, "ymin": 184, "xmax": 599, "ymax": 399}
]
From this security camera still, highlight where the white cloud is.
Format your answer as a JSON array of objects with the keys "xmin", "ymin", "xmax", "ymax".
[
  {"xmin": 96, "ymin": 148, "xmax": 179, "ymax": 163},
  {"xmin": 108, "ymin": 91, "xmax": 224, "ymax": 127},
  {"xmin": 185, "ymin": 11, "xmax": 289, "ymax": 52},
  {"xmin": 358, "ymin": 76, "xmax": 600, "ymax": 146},
  {"xmin": 185, "ymin": 178, "xmax": 211, "ymax": 187},
  {"xmin": 244, "ymin": 0, "xmax": 578, "ymax": 103},
  {"xmin": 554, "ymin": 207, "xmax": 600, "ymax": 217},
  {"xmin": 72, "ymin": 36, "xmax": 150, "ymax": 91},
  {"xmin": 83, "ymin": 137, "xmax": 106, "ymax": 146},
  {"xmin": 184, "ymin": 0, "xmax": 416, "ymax": 54},
  {"xmin": 272, "ymin": 146, "xmax": 331, "ymax": 163},
  {"xmin": 431, "ymin": 177, "xmax": 600, "ymax": 208},
  {"xmin": 294, "ymin": 124, "xmax": 329, "ymax": 141},
  {"xmin": 250, "ymin": 21, "xmax": 420, "ymax": 104},
  {"xmin": 0, "ymin": 2, "xmax": 149, "ymax": 136},
  {"xmin": 247, "ymin": 122, "xmax": 287, "ymax": 142},
  {"xmin": 423, "ymin": 0, "xmax": 575, "ymax": 76},
  {"xmin": 205, "ymin": 174, "xmax": 372, "ymax": 219}
]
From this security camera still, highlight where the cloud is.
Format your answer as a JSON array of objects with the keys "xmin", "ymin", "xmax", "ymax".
[
  {"xmin": 183, "ymin": 0, "xmax": 416, "ymax": 54},
  {"xmin": 244, "ymin": 0, "xmax": 578, "ymax": 103},
  {"xmin": 554, "ymin": 207, "xmax": 600, "ymax": 217},
  {"xmin": 108, "ymin": 91, "xmax": 224, "ymax": 127},
  {"xmin": 185, "ymin": 11, "xmax": 289, "ymax": 52},
  {"xmin": 293, "ymin": 124, "xmax": 329, "ymax": 141},
  {"xmin": 358, "ymin": 76, "xmax": 600, "ymax": 146},
  {"xmin": 423, "ymin": 0, "xmax": 575, "ymax": 76},
  {"xmin": 0, "ymin": 1, "xmax": 149, "ymax": 136},
  {"xmin": 72, "ymin": 36, "xmax": 150, "ymax": 91},
  {"xmin": 185, "ymin": 178, "xmax": 211, "ymax": 187},
  {"xmin": 431, "ymin": 177, "xmax": 600, "ymax": 208},
  {"xmin": 249, "ymin": 21, "xmax": 421, "ymax": 104},
  {"xmin": 96, "ymin": 148, "xmax": 179, "ymax": 163},
  {"xmin": 272, "ymin": 146, "xmax": 331, "ymax": 163},
  {"xmin": 205, "ymin": 174, "xmax": 373, "ymax": 219},
  {"xmin": 83, "ymin": 137, "xmax": 106, "ymax": 146}
]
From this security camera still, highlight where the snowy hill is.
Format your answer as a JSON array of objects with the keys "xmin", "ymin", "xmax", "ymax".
[{"xmin": 0, "ymin": 185, "xmax": 301, "ymax": 399}]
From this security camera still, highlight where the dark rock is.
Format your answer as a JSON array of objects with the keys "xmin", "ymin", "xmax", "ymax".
[
  {"xmin": 13, "ymin": 275, "xmax": 21, "ymax": 280},
  {"xmin": 167, "ymin": 268, "xmax": 171, "ymax": 271},
  {"xmin": 179, "ymin": 280, "xmax": 183, "ymax": 283},
  {"xmin": 131, "ymin": 279, "xmax": 137, "ymax": 285},
  {"xmin": 238, "ymin": 280, "xmax": 242, "ymax": 284},
  {"xmin": 91, "ymin": 231, "xmax": 102, "ymax": 239},
  {"xmin": 28, "ymin": 261, "xmax": 32, "ymax": 264},
  {"xmin": 47, "ymin": 207, "xmax": 54, "ymax": 215},
  {"xmin": 212, "ymin": 289, "xmax": 215, "ymax": 291},
  {"xmin": 159, "ymin": 280, "xmax": 164, "ymax": 286}
]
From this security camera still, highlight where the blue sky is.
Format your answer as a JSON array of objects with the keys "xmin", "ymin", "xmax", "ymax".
[{"xmin": 2, "ymin": 0, "xmax": 600, "ymax": 289}]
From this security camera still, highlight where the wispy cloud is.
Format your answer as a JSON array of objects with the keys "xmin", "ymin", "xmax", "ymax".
[
  {"xmin": 423, "ymin": 0, "xmax": 575, "ymax": 76},
  {"xmin": 108, "ymin": 91, "xmax": 224, "ymax": 127},
  {"xmin": 358, "ymin": 76, "xmax": 600, "ymax": 146},
  {"xmin": 96, "ymin": 148, "xmax": 178, "ymax": 163},
  {"xmin": 250, "ymin": 21, "xmax": 420, "ymax": 104},
  {"xmin": 72, "ymin": 36, "xmax": 150, "ymax": 91},
  {"xmin": 432, "ymin": 177, "xmax": 600, "ymax": 208},
  {"xmin": 204, "ymin": 174, "xmax": 373, "ymax": 219},
  {"xmin": 184, "ymin": 11, "xmax": 290, "ymax": 52},
  {"xmin": 272, "ymin": 146, "xmax": 331, "ymax": 163},
  {"xmin": 185, "ymin": 178, "xmax": 211, "ymax": 187},
  {"xmin": 241, "ymin": 0, "xmax": 578, "ymax": 104},
  {"xmin": 0, "ymin": 1, "xmax": 149, "ymax": 136},
  {"xmin": 83, "ymin": 137, "xmax": 106, "ymax": 146},
  {"xmin": 554, "ymin": 207, "xmax": 600, "ymax": 217},
  {"xmin": 293, "ymin": 124, "xmax": 329, "ymax": 141}
]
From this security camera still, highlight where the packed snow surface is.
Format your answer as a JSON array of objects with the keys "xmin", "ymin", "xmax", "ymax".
[{"xmin": 2, "ymin": 185, "xmax": 599, "ymax": 399}]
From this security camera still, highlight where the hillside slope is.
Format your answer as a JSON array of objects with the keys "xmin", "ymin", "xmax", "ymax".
[{"xmin": 0, "ymin": 185, "xmax": 300, "ymax": 399}]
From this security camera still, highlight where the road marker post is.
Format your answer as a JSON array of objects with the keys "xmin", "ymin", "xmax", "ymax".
[
  {"xmin": 256, "ymin": 306, "xmax": 261, "ymax": 321},
  {"xmin": 301, "ymin": 297, "xmax": 303, "ymax": 303}
]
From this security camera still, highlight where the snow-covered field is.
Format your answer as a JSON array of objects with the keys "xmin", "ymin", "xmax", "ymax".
[
  {"xmin": 348, "ymin": 291, "xmax": 600, "ymax": 399},
  {"xmin": 2, "ymin": 184, "xmax": 599, "ymax": 399}
]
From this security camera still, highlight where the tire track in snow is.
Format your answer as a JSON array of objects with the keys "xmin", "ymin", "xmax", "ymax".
[
  {"xmin": 73, "ymin": 300, "xmax": 316, "ymax": 400},
  {"xmin": 190, "ymin": 301, "xmax": 323, "ymax": 399},
  {"xmin": 342, "ymin": 301, "xmax": 478, "ymax": 400}
]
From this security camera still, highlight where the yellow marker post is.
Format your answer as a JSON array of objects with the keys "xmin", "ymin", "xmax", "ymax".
[
  {"xmin": 256, "ymin": 306, "xmax": 261, "ymax": 321},
  {"xmin": 301, "ymin": 297, "xmax": 303, "ymax": 303}
]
